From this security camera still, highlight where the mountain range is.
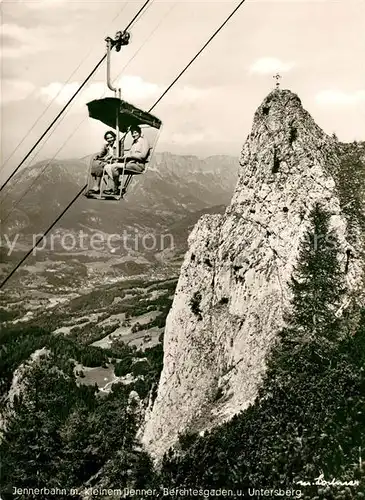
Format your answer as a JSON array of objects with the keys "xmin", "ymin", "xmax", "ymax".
[{"xmin": 0, "ymin": 152, "xmax": 238, "ymax": 287}]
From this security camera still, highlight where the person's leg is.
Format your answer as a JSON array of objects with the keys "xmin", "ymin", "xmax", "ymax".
[
  {"xmin": 119, "ymin": 162, "xmax": 144, "ymax": 196},
  {"xmin": 102, "ymin": 164, "xmax": 112, "ymax": 191},
  {"xmin": 104, "ymin": 164, "xmax": 113, "ymax": 181},
  {"xmin": 112, "ymin": 164, "xmax": 122, "ymax": 191},
  {"xmin": 93, "ymin": 175, "xmax": 103, "ymax": 190},
  {"xmin": 125, "ymin": 161, "xmax": 145, "ymax": 174},
  {"xmin": 90, "ymin": 160, "xmax": 105, "ymax": 192},
  {"xmin": 104, "ymin": 163, "xmax": 123, "ymax": 193}
]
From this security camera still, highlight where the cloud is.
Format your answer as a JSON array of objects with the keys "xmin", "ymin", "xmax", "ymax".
[
  {"xmin": 1, "ymin": 79, "xmax": 36, "ymax": 103},
  {"xmin": 38, "ymin": 81, "xmax": 105, "ymax": 107},
  {"xmin": 116, "ymin": 76, "xmax": 163, "ymax": 102},
  {"xmin": 37, "ymin": 76, "xmax": 209, "ymax": 110},
  {"xmin": 249, "ymin": 57, "xmax": 295, "ymax": 75},
  {"xmin": 316, "ymin": 89, "xmax": 365, "ymax": 106},
  {"xmin": 1, "ymin": 23, "xmax": 50, "ymax": 58},
  {"xmin": 38, "ymin": 76, "xmax": 162, "ymax": 108}
]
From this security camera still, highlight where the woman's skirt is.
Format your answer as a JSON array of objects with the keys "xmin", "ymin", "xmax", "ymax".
[{"xmin": 90, "ymin": 159, "xmax": 106, "ymax": 177}]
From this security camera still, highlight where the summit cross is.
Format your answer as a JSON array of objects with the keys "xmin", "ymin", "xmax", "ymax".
[{"xmin": 273, "ymin": 73, "xmax": 282, "ymax": 88}]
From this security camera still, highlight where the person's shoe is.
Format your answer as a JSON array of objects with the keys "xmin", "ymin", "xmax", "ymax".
[
  {"xmin": 103, "ymin": 188, "xmax": 114, "ymax": 195},
  {"xmin": 89, "ymin": 188, "xmax": 100, "ymax": 194},
  {"xmin": 85, "ymin": 189, "xmax": 99, "ymax": 197}
]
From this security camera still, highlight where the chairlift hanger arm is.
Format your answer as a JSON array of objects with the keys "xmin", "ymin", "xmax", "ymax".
[{"xmin": 105, "ymin": 30, "xmax": 130, "ymax": 93}]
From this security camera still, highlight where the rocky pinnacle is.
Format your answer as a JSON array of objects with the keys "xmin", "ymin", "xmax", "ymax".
[{"xmin": 142, "ymin": 89, "xmax": 364, "ymax": 458}]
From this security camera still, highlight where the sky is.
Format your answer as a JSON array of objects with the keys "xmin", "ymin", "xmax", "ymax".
[{"xmin": 1, "ymin": 0, "xmax": 364, "ymax": 181}]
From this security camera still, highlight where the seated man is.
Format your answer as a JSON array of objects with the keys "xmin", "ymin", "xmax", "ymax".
[
  {"xmin": 104, "ymin": 125, "xmax": 149, "ymax": 195},
  {"xmin": 89, "ymin": 130, "xmax": 118, "ymax": 194}
]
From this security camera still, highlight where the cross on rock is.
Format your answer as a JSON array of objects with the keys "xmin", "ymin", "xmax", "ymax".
[{"xmin": 273, "ymin": 73, "xmax": 282, "ymax": 89}]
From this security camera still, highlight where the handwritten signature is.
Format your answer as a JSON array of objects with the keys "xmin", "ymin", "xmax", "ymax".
[{"xmin": 295, "ymin": 474, "xmax": 360, "ymax": 487}]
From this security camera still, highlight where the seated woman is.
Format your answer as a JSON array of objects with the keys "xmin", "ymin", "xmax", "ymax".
[
  {"xmin": 89, "ymin": 130, "xmax": 118, "ymax": 194},
  {"xmin": 104, "ymin": 125, "xmax": 149, "ymax": 195}
]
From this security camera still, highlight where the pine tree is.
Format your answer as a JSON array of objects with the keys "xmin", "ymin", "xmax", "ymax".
[
  {"xmin": 157, "ymin": 203, "xmax": 365, "ymax": 497},
  {"xmin": 287, "ymin": 202, "xmax": 346, "ymax": 341}
]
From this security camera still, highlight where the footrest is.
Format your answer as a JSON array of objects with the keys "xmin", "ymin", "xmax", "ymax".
[{"xmin": 84, "ymin": 191, "xmax": 121, "ymax": 201}]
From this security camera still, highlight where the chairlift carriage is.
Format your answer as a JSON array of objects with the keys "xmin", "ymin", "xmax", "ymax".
[{"xmin": 85, "ymin": 30, "xmax": 162, "ymax": 201}]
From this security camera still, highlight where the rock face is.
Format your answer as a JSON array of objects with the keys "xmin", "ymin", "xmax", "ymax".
[
  {"xmin": 0, "ymin": 348, "xmax": 50, "ymax": 437},
  {"xmin": 142, "ymin": 89, "xmax": 365, "ymax": 458}
]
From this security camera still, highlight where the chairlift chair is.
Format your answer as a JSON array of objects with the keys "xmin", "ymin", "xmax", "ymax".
[
  {"xmin": 84, "ymin": 31, "xmax": 162, "ymax": 201},
  {"xmin": 85, "ymin": 98, "xmax": 162, "ymax": 201}
]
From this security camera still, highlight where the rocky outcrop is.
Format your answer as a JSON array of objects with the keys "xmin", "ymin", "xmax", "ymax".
[
  {"xmin": 142, "ymin": 89, "xmax": 365, "ymax": 458},
  {"xmin": 0, "ymin": 348, "xmax": 50, "ymax": 438}
]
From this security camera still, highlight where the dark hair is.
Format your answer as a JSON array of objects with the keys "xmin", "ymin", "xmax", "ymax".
[
  {"xmin": 104, "ymin": 130, "xmax": 116, "ymax": 140},
  {"xmin": 130, "ymin": 125, "xmax": 141, "ymax": 135}
]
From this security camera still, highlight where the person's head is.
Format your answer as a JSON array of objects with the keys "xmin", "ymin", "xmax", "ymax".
[
  {"xmin": 104, "ymin": 130, "xmax": 116, "ymax": 144},
  {"xmin": 130, "ymin": 125, "xmax": 142, "ymax": 140}
]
